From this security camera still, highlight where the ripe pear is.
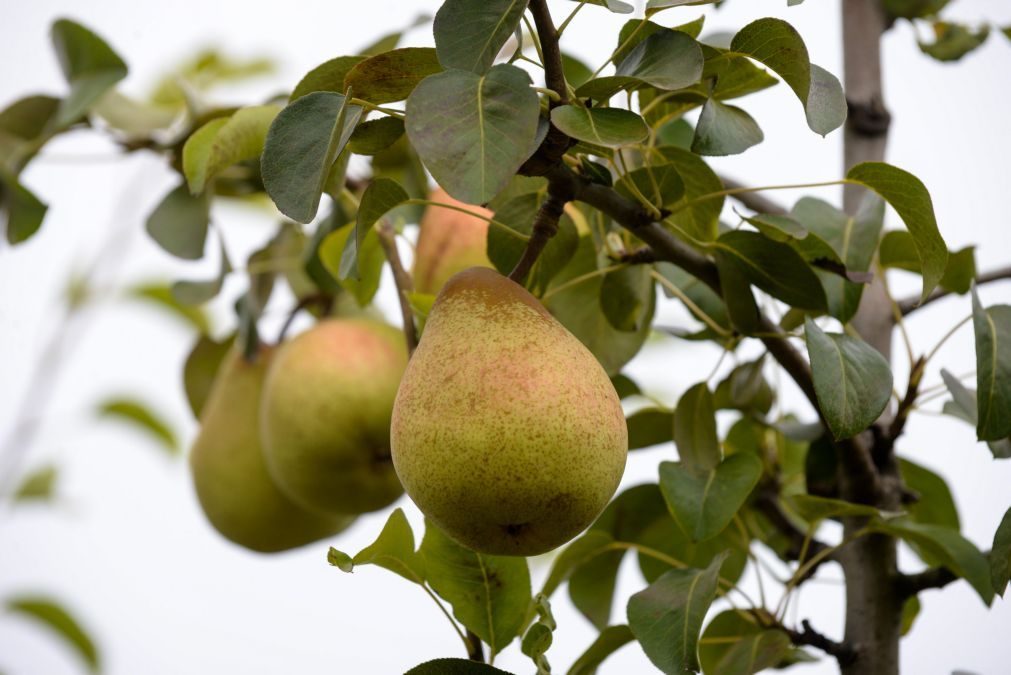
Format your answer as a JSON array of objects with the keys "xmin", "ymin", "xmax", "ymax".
[
  {"xmin": 412, "ymin": 187, "xmax": 493, "ymax": 294},
  {"xmin": 189, "ymin": 348, "xmax": 353, "ymax": 553},
  {"xmin": 391, "ymin": 268, "xmax": 628, "ymax": 555},
  {"xmin": 260, "ymin": 318, "xmax": 408, "ymax": 515}
]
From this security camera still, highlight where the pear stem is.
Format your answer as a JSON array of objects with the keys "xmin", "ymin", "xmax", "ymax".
[{"xmin": 375, "ymin": 221, "xmax": 419, "ymax": 355}]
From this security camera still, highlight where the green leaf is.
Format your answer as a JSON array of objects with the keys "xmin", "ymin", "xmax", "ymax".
[
  {"xmin": 183, "ymin": 105, "xmax": 279, "ymax": 194},
  {"xmin": 291, "ymin": 56, "xmax": 366, "ymax": 101},
  {"xmin": 319, "ymin": 223, "xmax": 385, "ymax": 307},
  {"xmin": 785, "ymin": 494, "xmax": 881, "ymax": 522},
  {"xmin": 434, "ymin": 0, "xmax": 530, "ymax": 74},
  {"xmin": 486, "ymin": 193, "xmax": 577, "ymax": 294},
  {"xmin": 657, "ymin": 146, "xmax": 723, "ymax": 242},
  {"xmin": 646, "ymin": 0, "xmax": 718, "ymax": 11},
  {"xmin": 715, "ymin": 252, "xmax": 760, "ymax": 334},
  {"xmin": 627, "ymin": 408, "xmax": 675, "ymax": 450},
  {"xmin": 901, "ymin": 595, "xmax": 920, "ymax": 636},
  {"xmin": 804, "ymin": 317, "xmax": 893, "ymax": 439},
  {"xmin": 713, "ymin": 231, "xmax": 827, "ymax": 311},
  {"xmin": 714, "ymin": 629, "xmax": 792, "ymax": 675},
  {"xmin": 262, "ymin": 91, "xmax": 363, "ymax": 223},
  {"xmin": 899, "ymin": 457, "xmax": 960, "ymax": 529},
  {"xmin": 7, "ymin": 596, "xmax": 99, "ymax": 672},
  {"xmin": 674, "ymin": 383, "xmax": 720, "ymax": 470},
  {"xmin": 846, "ymin": 162, "xmax": 947, "ymax": 302},
  {"xmin": 626, "ymin": 552, "xmax": 727, "ymax": 674},
  {"xmin": 972, "ymin": 288, "xmax": 1011, "ymax": 441},
  {"xmin": 659, "ymin": 454, "xmax": 762, "ymax": 541},
  {"xmin": 939, "ymin": 246, "xmax": 976, "ymax": 295},
  {"xmin": 740, "ymin": 212, "xmax": 808, "ymax": 241},
  {"xmin": 333, "ymin": 508, "xmax": 425, "ymax": 583},
  {"xmin": 877, "ymin": 518, "xmax": 993, "ymax": 605},
  {"xmin": 615, "ymin": 164, "xmax": 685, "ymax": 209},
  {"xmin": 405, "ymin": 659, "xmax": 515, "ymax": 675},
  {"xmin": 991, "ymin": 506, "xmax": 1011, "ymax": 597},
  {"xmin": 182, "ymin": 333, "xmax": 234, "ymax": 418},
  {"xmin": 713, "ymin": 359, "xmax": 772, "ymax": 414},
  {"xmin": 145, "ymin": 182, "xmax": 209, "ymax": 260},
  {"xmin": 97, "ymin": 398, "xmax": 178, "ymax": 454},
  {"xmin": 575, "ymin": 0, "xmax": 635, "ymax": 13},
  {"xmin": 522, "ymin": 594, "xmax": 555, "ymax": 675},
  {"xmin": 420, "ymin": 520, "xmax": 531, "ymax": 656},
  {"xmin": 919, "ymin": 22, "xmax": 989, "ymax": 62},
  {"xmin": 0, "ymin": 95, "xmax": 60, "ymax": 173},
  {"xmin": 655, "ymin": 261, "xmax": 730, "ymax": 334},
  {"xmin": 344, "ymin": 48, "xmax": 442, "ymax": 104},
  {"xmin": 407, "ymin": 65, "xmax": 539, "ymax": 204},
  {"xmin": 345, "ymin": 178, "xmax": 408, "ymax": 280},
  {"xmin": 550, "ymin": 105, "xmax": 648, "ymax": 148},
  {"xmin": 542, "ymin": 530, "xmax": 615, "ymax": 599},
  {"xmin": 13, "ymin": 465, "xmax": 58, "ymax": 503},
  {"xmin": 567, "ymin": 625, "xmax": 635, "ymax": 675},
  {"xmin": 129, "ymin": 283, "xmax": 210, "ymax": 333},
  {"xmin": 348, "ymin": 116, "xmax": 405, "ymax": 155},
  {"xmin": 730, "ymin": 18, "xmax": 845, "ymax": 135},
  {"xmin": 615, "ymin": 29, "xmax": 703, "ymax": 90},
  {"xmin": 600, "ymin": 265, "xmax": 653, "ymax": 332},
  {"xmin": 50, "ymin": 19, "xmax": 128, "ymax": 128},
  {"xmin": 0, "ymin": 172, "xmax": 48, "ymax": 245},
  {"xmin": 691, "ymin": 98, "xmax": 763, "ymax": 156},
  {"xmin": 172, "ymin": 239, "xmax": 232, "ymax": 305}
]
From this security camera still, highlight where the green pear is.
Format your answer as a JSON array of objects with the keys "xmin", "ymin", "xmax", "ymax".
[
  {"xmin": 391, "ymin": 267, "xmax": 628, "ymax": 555},
  {"xmin": 260, "ymin": 318, "xmax": 408, "ymax": 515},
  {"xmin": 412, "ymin": 187, "xmax": 493, "ymax": 295},
  {"xmin": 189, "ymin": 348, "xmax": 353, "ymax": 553}
]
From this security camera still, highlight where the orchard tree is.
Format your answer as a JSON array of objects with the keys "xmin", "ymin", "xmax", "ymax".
[{"xmin": 1, "ymin": 1, "xmax": 1010, "ymax": 675}]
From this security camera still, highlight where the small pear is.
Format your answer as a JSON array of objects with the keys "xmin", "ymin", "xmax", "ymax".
[
  {"xmin": 391, "ymin": 268, "xmax": 628, "ymax": 555},
  {"xmin": 412, "ymin": 188, "xmax": 493, "ymax": 294},
  {"xmin": 260, "ymin": 318, "xmax": 408, "ymax": 515},
  {"xmin": 189, "ymin": 348, "xmax": 353, "ymax": 553}
]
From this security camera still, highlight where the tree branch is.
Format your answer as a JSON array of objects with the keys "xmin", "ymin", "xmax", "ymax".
[
  {"xmin": 752, "ymin": 484, "xmax": 833, "ymax": 577},
  {"xmin": 527, "ymin": 0, "xmax": 568, "ymax": 104},
  {"xmin": 466, "ymin": 629, "xmax": 485, "ymax": 662},
  {"xmin": 375, "ymin": 221, "xmax": 419, "ymax": 356},
  {"xmin": 719, "ymin": 176, "xmax": 789, "ymax": 216},
  {"xmin": 896, "ymin": 566, "xmax": 959, "ymax": 598},
  {"xmin": 897, "ymin": 264, "xmax": 1011, "ymax": 316},
  {"xmin": 781, "ymin": 619, "xmax": 858, "ymax": 667},
  {"xmin": 508, "ymin": 181, "xmax": 572, "ymax": 284}
]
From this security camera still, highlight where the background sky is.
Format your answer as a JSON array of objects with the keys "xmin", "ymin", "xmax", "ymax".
[{"xmin": 1, "ymin": 1, "xmax": 1010, "ymax": 673}]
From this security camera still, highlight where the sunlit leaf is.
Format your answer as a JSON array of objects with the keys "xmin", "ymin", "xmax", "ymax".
[{"xmin": 183, "ymin": 105, "xmax": 279, "ymax": 194}]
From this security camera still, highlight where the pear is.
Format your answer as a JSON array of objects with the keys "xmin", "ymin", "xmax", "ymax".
[
  {"xmin": 391, "ymin": 268, "xmax": 628, "ymax": 555},
  {"xmin": 260, "ymin": 318, "xmax": 408, "ymax": 515},
  {"xmin": 412, "ymin": 188, "xmax": 493, "ymax": 294},
  {"xmin": 189, "ymin": 348, "xmax": 353, "ymax": 553}
]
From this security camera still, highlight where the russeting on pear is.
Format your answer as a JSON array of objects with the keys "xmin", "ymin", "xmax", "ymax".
[
  {"xmin": 391, "ymin": 268, "xmax": 628, "ymax": 555},
  {"xmin": 260, "ymin": 318, "xmax": 408, "ymax": 515},
  {"xmin": 189, "ymin": 349, "xmax": 354, "ymax": 553}
]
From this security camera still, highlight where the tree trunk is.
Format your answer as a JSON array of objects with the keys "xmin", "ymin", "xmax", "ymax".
[{"xmin": 839, "ymin": 2, "xmax": 903, "ymax": 674}]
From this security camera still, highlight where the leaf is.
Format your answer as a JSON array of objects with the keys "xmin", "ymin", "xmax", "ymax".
[
  {"xmin": 626, "ymin": 553, "xmax": 727, "ymax": 674},
  {"xmin": 486, "ymin": 193, "xmax": 578, "ymax": 294},
  {"xmin": 785, "ymin": 494, "xmax": 881, "ymax": 522},
  {"xmin": 740, "ymin": 212, "xmax": 808, "ymax": 241},
  {"xmin": 405, "ymin": 660, "xmax": 515, "ymax": 675},
  {"xmin": 0, "ymin": 95, "xmax": 61, "ymax": 173},
  {"xmin": 522, "ymin": 595, "xmax": 555, "ymax": 674},
  {"xmin": 646, "ymin": 0, "xmax": 718, "ymax": 11},
  {"xmin": 407, "ymin": 65, "xmax": 539, "ymax": 204},
  {"xmin": 899, "ymin": 457, "xmax": 960, "ymax": 529},
  {"xmin": 627, "ymin": 408, "xmax": 675, "ymax": 450},
  {"xmin": 805, "ymin": 317, "xmax": 892, "ymax": 439},
  {"xmin": 972, "ymin": 288, "xmax": 1011, "ymax": 441},
  {"xmin": 550, "ymin": 105, "xmax": 648, "ymax": 148},
  {"xmin": 348, "ymin": 116, "xmax": 405, "ymax": 155},
  {"xmin": 172, "ymin": 239, "xmax": 232, "ymax": 305},
  {"xmin": 50, "ymin": 19, "xmax": 128, "ymax": 127},
  {"xmin": 542, "ymin": 530, "xmax": 615, "ymax": 600},
  {"xmin": 655, "ymin": 262, "xmax": 730, "ymax": 334},
  {"xmin": 715, "ymin": 252, "xmax": 760, "ymax": 334},
  {"xmin": 699, "ymin": 611, "xmax": 791, "ymax": 675},
  {"xmin": 567, "ymin": 625, "xmax": 635, "ymax": 675},
  {"xmin": 600, "ymin": 265, "xmax": 653, "ymax": 332},
  {"xmin": 901, "ymin": 595, "xmax": 920, "ymax": 636},
  {"xmin": 182, "ymin": 333, "xmax": 234, "ymax": 418},
  {"xmin": 939, "ymin": 246, "xmax": 976, "ymax": 294},
  {"xmin": 97, "ymin": 398, "xmax": 178, "ymax": 454},
  {"xmin": 420, "ymin": 520, "xmax": 531, "ymax": 656},
  {"xmin": 659, "ymin": 454, "xmax": 762, "ymax": 541},
  {"xmin": 615, "ymin": 164, "xmax": 685, "ymax": 208},
  {"xmin": 344, "ymin": 48, "xmax": 442, "ymax": 104},
  {"xmin": 13, "ymin": 465, "xmax": 58, "ymax": 503},
  {"xmin": 291, "ymin": 56, "xmax": 366, "ymax": 101},
  {"xmin": 319, "ymin": 223, "xmax": 385, "ymax": 307},
  {"xmin": 715, "ymin": 630, "xmax": 792, "ymax": 675},
  {"xmin": 129, "ymin": 283, "xmax": 210, "ymax": 333},
  {"xmin": 877, "ymin": 518, "xmax": 993, "ymax": 605},
  {"xmin": 183, "ymin": 105, "xmax": 279, "ymax": 194},
  {"xmin": 261, "ymin": 91, "xmax": 363, "ymax": 223},
  {"xmin": 991, "ymin": 506, "xmax": 1011, "ymax": 597},
  {"xmin": 574, "ymin": 0, "xmax": 635, "ymax": 14},
  {"xmin": 713, "ymin": 359, "xmax": 772, "ymax": 414},
  {"xmin": 614, "ymin": 29, "xmax": 704, "ymax": 91},
  {"xmin": 674, "ymin": 383, "xmax": 720, "ymax": 470},
  {"xmin": 0, "ymin": 172, "xmax": 48, "ymax": 245},
  {"xmin": 846, "ymin": 162, "xmax": 947, "ymax": 302},
  {"xmin": 919, "ymin": 22, "xmax": 989, "ymax": 62},
  {"xmin": 713, "ymin": 231, "xmax": 827, "ymax": 311},
  {"xmin": 657, "ymin": 146, "xmax": 723, "ymax": 242},
  {"xmin": 345, "ymin": 178, "xmax": 409, "ymax": 280},
  {"xmin": 434, "ymin": 0, "xmax": 530, "ymax": 74},
  {"xmin": 144, "ymin": 182, "xmax": 209, "ymax": 260},
  {"xmin": 730, "ymin": 18, "xmax": 845, "ymax": 135},
  {"xmin": 691, "ymin": 98, "xmax": 763, "ymax": 156},
  {"xmin": 7, "ymin": 596, "xmax": 99, "ymax": 672},
  {"xmin": 331, "ymin": 508, "xmax": 425, "ymax": 583}
]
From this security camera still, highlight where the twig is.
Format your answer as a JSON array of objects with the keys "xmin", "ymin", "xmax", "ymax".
[
  {"xmin": 508, "ymin": 185, "xmax": 571, "ymax": 284},
  {"xmin": 276, "ymin": 293, "xmax": 332, "ymax": 344},
  {"xmin": 375, "ymin": 222, "xmax": 419, "ymax": 356},
  {"xmin": 883, "ymin": 356, "xmax": 925, "ymax": 448},
  {"xmin": 719, "ymin": 176, "xmax": 790, "ymax": 215},
  {"xmin": 466, "ymin": 629, "xmax": 485, "ymax": 662},
  {"xmin": 896, "ymin": 566, "xmax": 960, "ymax": 598},
  {"xmin": 897, "ymin": 264, "xmax": 1011, "ymax": 316},
  {"xmin": 752, "ymin": 485, "xmax": 832, "ymax": 576},
  {"xmin": 527, "ymin": 0, "xmax": 569, "ymax": 105},
  {"xmin": 780, "ymin": 619, "xmax": 858, "ymax": 667}
]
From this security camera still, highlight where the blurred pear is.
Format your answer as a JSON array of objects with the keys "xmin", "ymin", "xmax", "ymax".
[{"xmin": 412, "ymin": 187, "xmax": 493, "ymax": 294}]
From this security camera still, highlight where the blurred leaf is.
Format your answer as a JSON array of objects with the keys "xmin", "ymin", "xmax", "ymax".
[
  {"xmin": 575, "ymin": 0, "xmax": 634, "ymax": 13},
  {"xmin": 13, "ymin": 465, "xmax": 58, "ymax": 503},
  {"xmin": 129, "ymin": 283, "xmax": 210, "ymax": 333},
  {"xmin": 151, "ymin": 49, "xmax": 272, "ymax": 107},
  {"xmin": 805, "ymin": 317, "xmax": 893, "ymax": 439},
  {"xmin": 657, "ymin": 146, "xmax": 723, "ymax": 242},
  {"xmin": 261, "ymin": 92, "xmax": 363, "ymax": 223},
  {"xmin": 939, "ymin": 246, "xmax": 976, "ymax": 294},
  {"xmin": 0, "ymin": 172, "xmax": 48, "ymax": 245},
  {"xmin": 715, "ymin": 629, "xmax": 791, "ymax": 674},
  {"xmin": 145, "ymin": 182, "xmax": 209, "ymax": 260},
  {"xmin": 785, "ymin": 494, "xmax": 881, "ymax": 522},
  {"xmin": 610, "ymin": 373, "xmax": 641, "ymax": 399},
  {"xmin": 551, "ymin": 106, "xmax": 648, "ymax": 148},
  {"xmin": 972, "ymin": 288, "xmax": 1011, "ymax": 441},
  {"xmin": 342, "ymin": 178, "xmax": 408, "ymax": 280},
  {"xmin": 919, "ymin": 22, "xmax": 989, "ymax": 62},
  {"xmin": 172, "ymin": 239, "xmax": 231, "ymax": 305},
  {"xmin": 91, "ymin": 89, "xmax": 178, "ymax": 137},
  {"xmin": 626, "ymin": 553, "xmax": 727, "ymax": 674},
  {"xmin": 434, "ymin": 0, "xmax": 529, "ymax": 74},
  {"xmin": 320, "ymin": 223, "xmax": 385, "ymax": 307},
  {"xmin": 183, "ymin": 105, "xmax": 279, "ymax": 194},
  {"xmin": 647, "ymin": 0, "xmax": 718, "ymax": 11},
  {"xmin": 407, "ymin": 65, "xmax": 539, "ymax": 204},
  {"xmin": 359, "ymin": 13, "xmax": 430, "ymax": 56},
  {"xmin": 331, "ymin": 508, "xmax": 425, "ymax": 583},
  {"xmin": 567, "ymin": 625, "xmax": 634, "ymax": 675},
  {"xmin": 674, "ymin": 383, "xmax": 720, "ymax": 470},
  {"xmin": 0, "ymin": 95, "xmax": 60, "ymax": 173},
  {"xmin": 405, "ymin": 660, "xmax": 515, "ymax": 674},
  {"xmin": 291, "ymin": 56, "xmax": 366, "ymax": 101},
  {"xmin": 542, "ymin": 531, "xmax": 615, "ymax": 599},
  {"xmin": 420, "ymin": 520, "xmax": 531, "ymax": 656},
  {"xmin": 50, "ymin": 19, "xmax": 127, "ymax": 127},
  {"xmin": 692, "ymin": 98, "xmax": 763, "ymax": 156},
  {"xmin": 899, "ymin": 457, "xmax": 960, "ymax": 529},
  {"xmin": 347, "ymin": 116, "xmax": 405, "ymax": 155},
  {"xmin": 600, "ymin": 265, "xmax": 653, "ymax": 332},
  {"xmin": 345, "ymin": 48, "xmax": 441, "ymax": 104},
  {"xmin": 659, "ymin": 454, "xmax": 762, "ymax": 541},
  {"xmin": 627, "ymin": 408, "xmax": 675, "ymax": 450},
  {"xmin": 6, "ymin": 596, "xmax": 99, "ymax": 672},
  {"xmin": 882, "ymin": 0, "xmax": 950, "ymax": 18},
  {"xmin": 991, "ymin": 506, "xmax": 1011, "ymax": 597},
  {"xmin": 97, "ymin": 398, "xmax": 178, "ymax": 454},
  {"xmin": 714, "ymin": 231, "xmax": 827, "ymax": 310},
  {"xmin": 183, "ymin": 333, "xmax": 234, "ymax": 418},
  {"xmin": 901, "ymin": 595, "xmax": 920, "ymax": 636},
  {"xmin": 486, "ymin": 193, "xmax": 578, "ymax": 294},
  {"xmin": 700, "ymin": 611, "xmax": 794, "ymax": 675}
]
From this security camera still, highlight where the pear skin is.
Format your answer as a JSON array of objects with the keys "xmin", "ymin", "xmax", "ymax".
[
  {"xmin": 391, "ymin": 268, "xmax": 628, "ymax": 555},
  {"xmin": 189, "ymin": 349, "xmax": 353, "ymax": 553},
  {"xmin": 412, "ymin": 188, "xmax": 493, "ymax": 295},
  {"xmin": 260, "ymin": 318, "xmax": 408, "ymax": 515}
]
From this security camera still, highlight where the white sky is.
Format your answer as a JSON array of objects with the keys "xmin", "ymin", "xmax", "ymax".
[{"xmin": 1, "ymin": 1, "xmax": 1010, "ymax": 674}]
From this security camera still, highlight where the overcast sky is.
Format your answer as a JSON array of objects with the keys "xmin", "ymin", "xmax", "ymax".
[{"xmin": 1, "ymin": 1, "xmax": 1010, "ymax": 674}]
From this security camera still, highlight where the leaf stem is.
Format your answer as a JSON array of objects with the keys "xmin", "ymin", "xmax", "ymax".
[
  {"xmin": 348, "ymin": 98, "xmax": 405, "ymax": 118},
  {"xmin": 556, "ymin": 0, "xmax": 588, "ymax": 36},
  {"xmin": 540, "ymin": 263, "xmax": 628, "ymax": 301},
  {"xmin": 650, "ymin": 269, "xmax": 733, "ymax": 338},
  {"xmin": 404, "ymin": 199, "xmax": 530, "ymax": 241}
]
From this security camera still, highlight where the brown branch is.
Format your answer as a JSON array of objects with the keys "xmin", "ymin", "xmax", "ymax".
[
  {"xmin": 527, "ymin": 0, "xmax": 568, "ymax": 105},
  {"xmin": 375, "ymin": 221, "xmax": 419, "ymax": 356},
  {"xmin": 508, "ymin": 182, "xmax": 572, "ymax": 284},
  {"xmin": 719, "ymin": 176, "xmax": 789, "ymax": 216},
  {"xmin": 882, "ymin": 356, "xmax": 925, "ymax": 449},
  {"xmin": 753, "ymin": 485, "xmax": 833, "ymax": 578},
  {"xmin": 781, "ymin": 619, "xmax": 858, "ymax": 667},
  {"xmin": 897, "ymin": 264, "xmax": 1011, "ymax": 316},
  {"xmin": 896, "ymin": 566, "xmax": 958, "ymax": 598},
  {"xmin": 466, "ymin": 629, "xmax": 485, "ymax": 662}
]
